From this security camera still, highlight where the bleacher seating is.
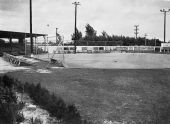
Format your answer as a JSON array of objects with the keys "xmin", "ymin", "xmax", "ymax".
[{"xmin": 3, "ymin": 53, "xmax": 31, "ymax": 66}]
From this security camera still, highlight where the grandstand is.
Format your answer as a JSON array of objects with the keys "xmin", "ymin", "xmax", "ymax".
[{"xmin": 0, "ymin": 30, "xmax": 46, "ymax": 56}]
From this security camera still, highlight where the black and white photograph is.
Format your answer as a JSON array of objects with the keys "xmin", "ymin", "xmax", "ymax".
[{"xmin": 0, "ymin": 0, "xmax": 170, "ymax": 124}]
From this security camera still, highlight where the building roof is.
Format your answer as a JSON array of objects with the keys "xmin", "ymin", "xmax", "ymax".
[{"xmin": 0, "ymin": 30, "xmax": 47, "ymax": 39}]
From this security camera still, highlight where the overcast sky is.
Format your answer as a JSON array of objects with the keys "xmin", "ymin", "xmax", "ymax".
[{"xmin": 0, "ymin": 0, "xmax": 170, "ymax": 41}]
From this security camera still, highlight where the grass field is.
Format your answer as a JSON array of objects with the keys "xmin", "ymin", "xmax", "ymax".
[{"xmin": 7, "ymin": 68, "xmax": 170, "ymax": 124}]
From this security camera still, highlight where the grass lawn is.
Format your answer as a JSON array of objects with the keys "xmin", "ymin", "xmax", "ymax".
[{"xmin": 7, "ymin": 68, "xmax": 170, "ymax": 124}]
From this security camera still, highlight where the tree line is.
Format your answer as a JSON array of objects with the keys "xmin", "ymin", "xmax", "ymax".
[{"xmin": 71, "ymin": 24, "xmax": 162, "ymax": 46}]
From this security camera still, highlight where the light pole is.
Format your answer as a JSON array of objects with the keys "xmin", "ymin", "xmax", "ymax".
[
  {"xmin": 134, "ymin": 25, "xmax": 139, "ymax": 39},
  {"xmin": 160, "ymin": 9, "xmax": 170, "ymax": 43},
  {"xmin": 144, "ymin": 33, "xmax": 147, "ymax": 46},
  {"xmin": 72, "ymin": 1, "xmax": 80, "ymax": 54},
  {"xmin": 56, "ymin": 28, "xmax": 59, "ymax": 44}
]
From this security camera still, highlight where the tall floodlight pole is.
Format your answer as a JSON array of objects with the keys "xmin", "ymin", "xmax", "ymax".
[
  {"xmin": 160, "ymin": 9, "xmax": 170, "ymax": 43},
  {"xmin": 30, "ymin": 0, "xmax": 33, "ymax": 55},
  {"xmin": 72, "ymin": 1, "xmax": 80, "ymax": 54}
]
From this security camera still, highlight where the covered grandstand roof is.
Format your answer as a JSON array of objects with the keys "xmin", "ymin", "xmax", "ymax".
[{"xmin": 0, "ymin": 30, "xmax": 47, "ymax": 39}]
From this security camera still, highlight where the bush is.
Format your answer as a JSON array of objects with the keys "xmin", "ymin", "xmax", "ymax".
[
  {"xmin": 1, "ymin": 75, "xmax": 92, "ymax": 124},
  {"xmin": 16, "ymin": 113, "xmax": 24, "ymax": 123},
  {"xmin": 63, "ymin": 105, "xmax": 81, "ymax": 124},
  {"xmin": 0, "ymin": 75, "xmax": 24, "ymax": 124},
  {"xmin": 2, "ymin": 75, "xmax": 15, "ymax": 89},
  {"xmin": 21, "ymin": 82, "xmax": 89, "ymax": 124}
]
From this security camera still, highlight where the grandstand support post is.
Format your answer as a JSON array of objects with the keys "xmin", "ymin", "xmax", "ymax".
[
  {"xmin": 25, "ymin": 39, "xmax": 27, "ymax": 55},
  {"xmin": 9, "ymin": 36, "xmax": 12, "ymax": 52},
  {"xmin": 62, "ymin": 36, "xmax": 65, "ymax": 64},
  {"xmin": 43, "ymin": 36, "xmax": 46, "ymax": 52},
  {"xmin": 47, "ymin": 36, "xmax": 49, "ymax": 60},
  {"xmin": 35, "ymin": 37, "xmax": 37, "ymax": 55}
]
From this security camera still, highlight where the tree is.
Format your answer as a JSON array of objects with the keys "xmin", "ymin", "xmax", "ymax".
[
  {"xmin": 56, "ymin": 33, "xmax": 62, "ymax": 45},
  {"xmin": 0, "ymin": 39, "xmax": 5, "ymax": 44},
  {"xmin": 71, "ymin": 28, "xmax": 82, "ymax": 41},
  {"xmin": 101, "ymin": 31, "xmax": 108, "ymax": 38},
  {"xmin": 84, "ymin": 24, "xmax": 97, "ymax": 40},
  {"xmin": 97, "ymin": 31, "xmax": 109, "ymax": 41},
  {"xmin": 71, "ymin": 23, "xmax": 163, "ymax": 46}
]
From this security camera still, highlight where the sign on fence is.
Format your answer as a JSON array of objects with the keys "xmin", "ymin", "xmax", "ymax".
[{"xmin": 161, "ymin": 43, "xmax": 170, "ymax": 47}]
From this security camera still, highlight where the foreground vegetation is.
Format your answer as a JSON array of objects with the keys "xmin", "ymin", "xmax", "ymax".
[
  {"xmin": 0, "ymin": 75, "xmax": 92, "ymax": 124},
  {"xmin": 17, "ymin": 82, "xmax": 93, "ymax": 124},
  {"xmin": 0, "ymin": 75, "xmax": 24, "ymax": 124}
]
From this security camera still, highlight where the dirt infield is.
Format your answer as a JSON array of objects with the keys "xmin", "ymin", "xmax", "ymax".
[{"xmin": 35, "ymin": 53, "xmax": 170, "ymax": 69}]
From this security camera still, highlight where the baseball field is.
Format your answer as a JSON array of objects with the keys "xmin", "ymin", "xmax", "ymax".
[{"xmin": 5, "ymin": 53, "xmax": 170, "ymax": 124}]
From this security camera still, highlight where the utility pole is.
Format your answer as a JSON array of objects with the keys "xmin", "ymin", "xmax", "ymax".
[
  {"xmin": 160, "ymin": 9, "xmax": 170, "ymax": 43},
  {"xmin": 72, "ymin": 1, "xmax": 80, "ymax": 54},
  {"xmin": 30, "ymin": 0, "xmax": 33, "ymax": 55},
  {"xmin": 144, "ymin": 33, "xmax": 147, "ymax": 46},
  {"xmin": 154, "ymin": 38, "xmax": 157, "ymax": 46},
  {"xmin": 134, "ymin": 25, "xmax": 139, "ymax": 39},
  {"xmin": 56, "ymin": 28, "xmax": 58, "ymax": 44}
]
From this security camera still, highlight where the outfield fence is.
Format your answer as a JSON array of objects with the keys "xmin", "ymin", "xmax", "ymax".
[{"xmin": 37, "ymin": 45, "xmax": 161, "ymax": 54}]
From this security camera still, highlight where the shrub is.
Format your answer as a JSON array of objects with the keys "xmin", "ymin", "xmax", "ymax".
[
  {"xmin": 16, "ymin": 112, "xmax": 24, "ymax": 123},
  {"xmin": 1, "ymin": 76, "xmax": 93, "ymax": 124},
  {"xmin": 63, "ymin": 104, "xmax": 81, "ymax": 124},
  {"xmin": 2, "ymin": 75, "xmax": 14, "ymax": 89},
  {"xmin": 0, "ymin": 75, "xmax": 24, "ymax": 124},
  {"xmin": 21, "ymin": 82, "xmax": 88, "ymax": 124}
]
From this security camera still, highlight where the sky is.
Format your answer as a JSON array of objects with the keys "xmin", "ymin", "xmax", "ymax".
[{"xmin": 0, "ymin": 0, "xmax": 170, "ymax": 42}]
